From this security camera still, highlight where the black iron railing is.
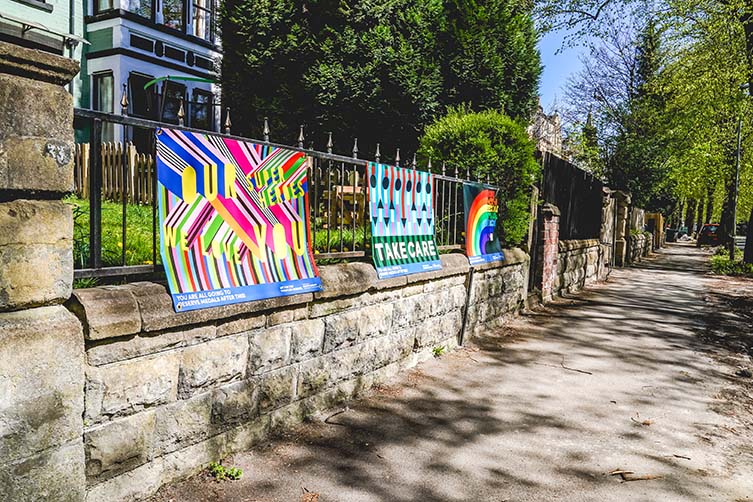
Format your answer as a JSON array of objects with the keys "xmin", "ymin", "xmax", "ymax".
[{"xmin": 71, "ymin": 108, "xmax": 491, "ymax": 281}]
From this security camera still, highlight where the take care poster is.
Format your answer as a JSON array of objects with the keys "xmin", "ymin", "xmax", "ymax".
[
  {"xmin": 367, "ymin": 162, "xmax": 442, "ymax": 279},
  {"xmin": 156, "ymin": 128, "xmax": 321, "ymax": 312},
  {"xmin": 463, "ymin": 182, "xmax": 505, "ymax": 265}
]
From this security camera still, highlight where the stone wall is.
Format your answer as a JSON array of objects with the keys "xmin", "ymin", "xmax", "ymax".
[
  {"xmin": 67, "ymin": 252, "xmax": 529, "ymax": 501},
  {"xmin": 0, "ymin": 43, "xmax": 86, "ymax": 501},
  {"xmin": 555, "ymin": 239, "xmax": 604, "ymax": 296},
  {"xmin": 628, "ymin": 233, "xmax": 651, "ymax": 263}
]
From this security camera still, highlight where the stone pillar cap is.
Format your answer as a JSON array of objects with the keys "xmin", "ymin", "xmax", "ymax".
[{"xmin": 0, "ymin": 41, "xmax": 79, "ymax": 85}]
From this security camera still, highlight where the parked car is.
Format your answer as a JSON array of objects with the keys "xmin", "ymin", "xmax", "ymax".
[{"xmin": 696, "ymin": 223, "xmax": 720, "ymax": 247}]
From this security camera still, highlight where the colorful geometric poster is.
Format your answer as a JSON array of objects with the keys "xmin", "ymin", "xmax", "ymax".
[
  {"xmin": 463, "ymin": 182, "xmax": 505, "ymax": 265},
  {"xmin": 367, "ymin": 162, "xmax": 442, "ymax": 279},
  {"xmin": 156, "ymin": 128, "xmax": 322, "ymax": 312}
]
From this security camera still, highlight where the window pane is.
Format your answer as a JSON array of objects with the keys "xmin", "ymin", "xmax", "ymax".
[
  {"xmin": 163, "ymin": 0, "xmax": 184, "ymax": 30},
  {"xmin": 161, "ymin": 81, "xmax": 186, "ymax": 124},
  {"xmin": 93, "ymin": 73, "xmax": 114, "ymax": 141},
  {"xmin": 190, "ymin": 90, "xmax": 213, "ymax": 130},
  {"xmin": 128, "ymin": 73, "xmax": 158, "ymax": 119},
  {"xmin": 193, "ymin": 0, "xmax": 212, "ymax": 41},
  {"xmin": 126, "ymin": 0, "xmax": 152, "ymax": 18},
  {"xmin": 96, "ymin": 0, "xmax": 113, "ymax": 13}
]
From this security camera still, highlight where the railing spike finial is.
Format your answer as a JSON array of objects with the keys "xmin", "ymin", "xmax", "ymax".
[
  {"xmin": 428, "ymin": 157, "xmax": 433, "ymax": 171},
  {"xmin": 326, "ymin": 131, "xmax": 333, "ymax": 154},
  {"xmin": 298, "ymin": 124, "xmax": 305, "ymax": 149},
  {"xmin": 375, "ymin": 143, "xmax": 381, "ymax": 163},
  {"xmin": 352, "ymin": 137, "xmax": 359, "ymax": 159},
  {"xmin": 455, "ymin": 165, "xmax": 459, "ymax": 179},
  {"xmin": 411, "ymin": 152, "xmax": 417, "ymax": 169},
  {"xmin": 224, "ymin": 107, "xmax": 232, "ymax": 134},
  {"xmin": 466, "ymin": 166, "xmax": 470, "ymax": 180},
  {"xmin": 263, "ymin": 116, "xmax": 270, "ymax": 143},
  {"xmin": 177, "ymin": 98, "xmax": 185, "ymax": 126},
  {"xmin": 395, "ymin": 147, "xmax": 400, "ymax": 167},
  {"xmin": 120, "ymin": 83, "xmax": 129, "ymax": 116}
]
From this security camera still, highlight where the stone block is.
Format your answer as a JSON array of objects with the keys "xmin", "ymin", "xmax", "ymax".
[
  {"xmin": 211, "ymin": 379, "xmax": 260, "ymax": 428},
  {"xmin": 160, "ymin": 433, "xmax": 227, "ymax": 487},
  {"xmin": 405, "ymin": 253, "xmax": 469, "ymax": 284},
  {"xmin": 85, "ymin": 411, "xmax": 156, "ymax": 482},
  {"xmin": 257, "ymin": 366, "xmax": 297, "ymax": 412},
  {"xmin": 85, "ymin": 351, "xmax": 180, "ymax": 423},
  {"xmin": 291, "ymin": 319, "xmax": 325, "ymax": 362},
  {"xmin": 314, "ymin": 262, "xmax": 377, "ymax": 300},
  {"xmin": 127, "ymin": 281, "xmax": 311, "ymax": 332},
  {"xmin": 225, "ymin": 415, "xmax": 271, "ymax": 454},
  {"xmin": 0, "ymin": 200, "xmax": 72, "ymax": 310},
  {"xmin": 154, "ymin": 392, "xmax": 214, "ymax": 456},
  {"xmin": 0, "ymin": 440, "xmax": 84, "ymax": 502},
  {"xmin": 0, "ymin": 71, "xmax": 74, "ymax": 140},
  {"xmin": 248, "ymin": 325, "xmax": 291, "ymax": 374},
  {"xmin": 359, "ymin": 302, "xmax": 394, "ymax": 338},
  {"xmin": 67, "ymin": 286, "xmax": 141, "ymax": 341},
  {"xmin": 216, "ymin": 314, "xmax": 266, "ymax": 337},
  {"xmin": 0, "ymin": 136, "xmax": 74, "ymax": 192},
  {"xmin": 322, "ymin": 308, "xmax": 360, "ymax": 352},
  {"xmin": 267, "ymin": 306, "xmax": 308, "ymax": 326},
  {"xmin": 86, "ymin": 327, "xmax": 214, "ymax": 367},
  {"xmin": 0, "ymin": 306, "xmax": 83, "ymax": 464},
  {"xmin": 84, "ymin": 456, "xmax": 164, "ymax": 502},
  {"xmin": 178, "ymin": 334, "xmax": 248, "ymax": 398}
]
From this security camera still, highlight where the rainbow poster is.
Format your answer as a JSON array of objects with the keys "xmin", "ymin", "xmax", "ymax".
[
  {"xmin": 367, "ymin": 162, "xmax": 442, "ymax": 279},
  {"xmin": 156, "ymin": 128, "xmax": 321, "ymax": 312},
  {"xmin": 463, "ymin": 182, "xmax": 504, "ymax": 265}
]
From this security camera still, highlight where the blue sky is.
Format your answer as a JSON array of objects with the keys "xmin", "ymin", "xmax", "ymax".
[{"xmin": 537, "ymin": 29, "xmax": 585, "ymax": 113}]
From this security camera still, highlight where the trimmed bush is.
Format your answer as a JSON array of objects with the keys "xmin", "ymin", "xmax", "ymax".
[{"xmin": 419, "ymin": 108, "xmax": 539, "ymax": 246}]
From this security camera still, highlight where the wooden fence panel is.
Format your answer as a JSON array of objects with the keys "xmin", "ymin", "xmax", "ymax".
[{"xmin": 73, "ymin": 142, "xmax": 156, "ymax": 205}]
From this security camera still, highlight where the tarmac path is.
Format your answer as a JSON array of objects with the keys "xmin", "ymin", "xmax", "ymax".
[{"xmin": 152, "ymin": 244, "xmax": 753, "ymax": 502}]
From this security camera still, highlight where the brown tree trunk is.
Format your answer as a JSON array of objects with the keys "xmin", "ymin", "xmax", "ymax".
[{"xmin": 696, "ymin": 198, "xmax": 705, "ymax": 236}]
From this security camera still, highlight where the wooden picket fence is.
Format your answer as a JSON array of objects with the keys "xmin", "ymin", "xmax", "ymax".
[{"xmin": 74, "ymin": 142, "xmax": 155, "ymax": 204}]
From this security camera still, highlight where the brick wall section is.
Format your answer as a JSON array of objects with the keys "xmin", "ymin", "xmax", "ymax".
[
  {"xmin": 540, "ymin": 205, "xmax": 560, "ymax": 302},
  {"xmin": 67, "ymin": 251, "xmax": 529, "ymax": 501}
]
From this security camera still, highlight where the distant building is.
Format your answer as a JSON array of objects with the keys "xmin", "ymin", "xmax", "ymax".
[
  {"xmin": 528, "ymin": 101, "xmax": 563, "ymax": 156},
  {"xmin": 75, "ymin": 0, "xmax": 222, "ymax": 142}
]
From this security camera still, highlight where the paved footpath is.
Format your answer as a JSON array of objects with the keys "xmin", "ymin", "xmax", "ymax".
[{"xmin": 153, "ymin": 244, "xmax": 753, "ymax": 502}]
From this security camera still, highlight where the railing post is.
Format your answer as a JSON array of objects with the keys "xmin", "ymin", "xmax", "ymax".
[
  {"xmin": 352, "ymin": 138, "xmax": 358, "ymax": 159},
  {"xmin": 327, "ymin": 131, "xmax": 333, "ymax": 154},
  {"xmin": 411, "ymin": 152, "xmax": 417, "ymax": 169},
  {"xmin": 298, "ymin": 125, "xmax": 305, "ymax": 149},
  {"xmin": 177, "ymin": 97, "xmax": 185, "ymax": 126},
  {"xmin": 89, "ymin": 118, "xmax": 103, "ymax": 269},
  {"xmin": 375, "ymin": 143, "xmax": 381, "ymax": 163},
  {"xmin": 224, "ymin": 107, "xmax": 232, "ymax": 134},
  {"xmin": 395, "ymin": 147, "xmax": 400, "ymax": 167},
  {"xmin": 120, "ymin": 83, "xmax": 129, "ymax": 116},
  {"xmin": 263, "ymin": 116, "xmax": 269, "ymax": 143}
]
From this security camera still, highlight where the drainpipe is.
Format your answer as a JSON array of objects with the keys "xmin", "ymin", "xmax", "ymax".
[{"xmin": 67, "ymin": 0, "xmax": 75, "ymax": 96}]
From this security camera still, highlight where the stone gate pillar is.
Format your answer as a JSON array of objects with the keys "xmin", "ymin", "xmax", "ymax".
[
  {"xmin": 613, "ymin": 191, "xmax": 631, "ymax": 267},
  {"xmin": 540, "ymin": 203, "xmax": 560, "ymax": 302},
  {"xmin": 0, "ymin": 42, "xmax": 85, "ymax": 501}
]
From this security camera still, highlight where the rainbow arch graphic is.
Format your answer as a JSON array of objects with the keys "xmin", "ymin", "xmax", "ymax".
[{"xmin": 463, "ymin": 182, "xmax": 504, "ymax": 265}]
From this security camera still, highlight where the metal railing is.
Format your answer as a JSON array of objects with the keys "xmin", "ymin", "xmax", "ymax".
[{"xmin": 71, "ymin": 108, "xmax": 489, "ymax": 281}]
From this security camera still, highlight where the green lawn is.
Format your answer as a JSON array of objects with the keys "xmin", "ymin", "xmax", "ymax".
[{"xmin": 66, "ymin": 196, "xmax": 159, "ymax": 268}]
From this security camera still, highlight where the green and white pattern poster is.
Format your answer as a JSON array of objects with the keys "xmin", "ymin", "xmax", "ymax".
[{"xmin": 367, "ymin": 162, "xmax": 442, "ymax": 279}]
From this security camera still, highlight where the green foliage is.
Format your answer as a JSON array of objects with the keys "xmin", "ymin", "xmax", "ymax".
[
  {"xmin": 208, "ymin": 462, "xmax": 243, "ymax": 481},
  {"xmin": 221, "ymin": 0, "xmax": 541, "ymax": 157},
  {"xmin": 710, "ymin": 249, "xmax": 753, "ymax": 276},
  {"xmin": 419, "ymin": 108, "xmax": 540, "ymax": 246},
  {"xmin": 432, "ymin": 345, "xmax": 446, "ymax": 357}
]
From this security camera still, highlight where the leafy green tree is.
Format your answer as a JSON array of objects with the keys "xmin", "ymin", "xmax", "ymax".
[
  {"xmin": 221, "ymin": 0, "xmax": 541, "ymax": 158},
  {"xmin": 418, "ymin": 108, "xmax": 540, "ymax": 245}
]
